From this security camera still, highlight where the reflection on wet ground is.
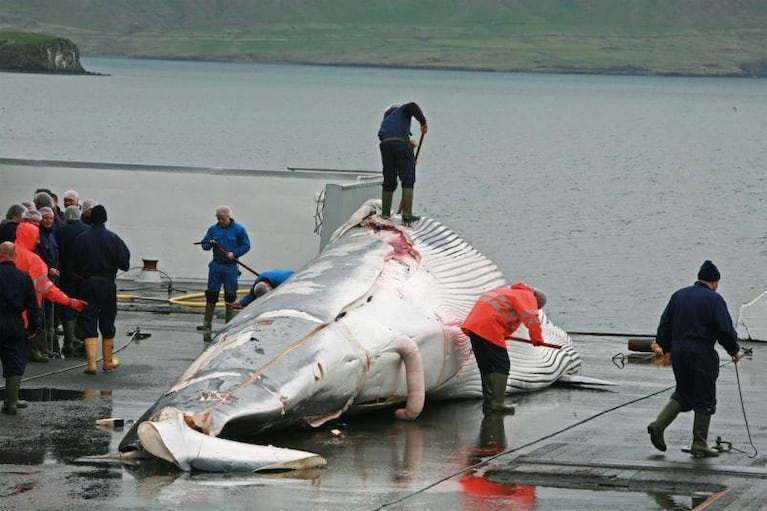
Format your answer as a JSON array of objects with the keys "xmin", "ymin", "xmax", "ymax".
[{"xmin": 16, "ymin": 387, "xmax": 91, "ymax": 402}]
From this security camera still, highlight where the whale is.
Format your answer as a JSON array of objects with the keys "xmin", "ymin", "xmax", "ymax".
[{"xmin": 118, "ymin": 200, "xmax": 596, "ymax": 472}]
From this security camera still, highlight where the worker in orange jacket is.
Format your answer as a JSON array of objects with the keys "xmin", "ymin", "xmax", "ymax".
[
  {"xmin": 13, "ymin": 222, "xmax": 87, "ymax": 362},
  {"xmin": 461, "ymin": 282, "xmax": 547, "ymax": 414}
]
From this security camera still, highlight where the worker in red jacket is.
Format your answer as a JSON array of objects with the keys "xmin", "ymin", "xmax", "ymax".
[
  {"xmin": 461, "ymin": 282, "xmax": 547, "ymax": 414},
  {"xmin": 13, "ymin": 222, "xmax": 86, "ymax": 362}
]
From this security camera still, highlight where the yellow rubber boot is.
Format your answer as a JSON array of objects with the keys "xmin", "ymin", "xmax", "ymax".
[
  {"xmin": 102, "ymin": 338, "xmax": 119, "ymax": 372},
  {"xmin": 83, "ymin": 338, "xmax": 98, "ymax": 374}
]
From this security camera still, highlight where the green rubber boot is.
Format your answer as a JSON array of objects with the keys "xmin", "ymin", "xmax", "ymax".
[
  {"xmin": 197, "ymin": 302, "xmax": 216, "ymax": 331},
  {"xmin": 2, "ymin": 376, "xmax": 21, "ymax": 415},
  {"xmin": 401, "ymin": 188, "xmax": 420, "ymax": 225},
  {"xmin": 225, "ymin": 305, "xmax": 239, "ymax": 323},
  {"xmin": 647, "ymin": 399, "xmax": 681, "ymax": 452},
  {"xmin": 690, "ymin": 412, "xmax": 719, "ymax": 457},
  {"xmin": 381, "ymin": 190, "xmax": 394, "ymax": 219},
  {"xmin": 29, "ymin": 329, "xmax": 49, "ymax": 363},
  {"xmin": 484, "ymin": 373, "xmax": 515, "ymax": 415}
]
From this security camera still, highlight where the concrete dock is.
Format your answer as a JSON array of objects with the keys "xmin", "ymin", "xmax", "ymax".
[{"xmin": 1, "ymin": 284, "xmax": 765, "ymax": 510}]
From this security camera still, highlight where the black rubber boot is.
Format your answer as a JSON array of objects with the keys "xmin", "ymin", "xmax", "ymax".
[
  {"xmin": 647, "ymin": 399, "xmax": 681, "ymax": 452},
  {"xmin": 2, "ymin": 376, "xmax": 21, "ymax": 415},
  {"xmin": 690, "ymin": 412, "xmax": 719, "ymax": 457},
  {"xmin": 61, "ymin": 319, "xmax": 77, "ymax": 357},
  {"xmin": 480, "ymin": 373, "xmax": 492, "ymax": 412}
]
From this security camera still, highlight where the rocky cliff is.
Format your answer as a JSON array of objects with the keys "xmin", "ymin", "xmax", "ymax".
[{"xmin": 0, "ymin": 35, "xmax": 88, "ymax": 73}]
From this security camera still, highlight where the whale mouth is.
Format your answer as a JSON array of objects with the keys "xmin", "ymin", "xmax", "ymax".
[{"xmin": 138, "ymin": 407, "xmax": 327, "ymax": 472}]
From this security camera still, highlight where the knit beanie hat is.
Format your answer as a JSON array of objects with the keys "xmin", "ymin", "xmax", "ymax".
[
  {"xmin": 697, "ymin": 260, "xmax": 720, "ymax": 282},
  {"xmin": 90, "ymin": 205, "xmax": 107, "ymax": 224}
]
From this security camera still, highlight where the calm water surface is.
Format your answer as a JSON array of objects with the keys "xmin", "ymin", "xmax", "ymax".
[{"xmin": 3, "ymin": 57, "xmax": 765, "ymax": 333}]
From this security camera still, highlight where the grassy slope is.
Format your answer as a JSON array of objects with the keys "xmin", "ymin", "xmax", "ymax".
[{"xmin": 1, "ymin": 0, "xmax": 766, "ymax": 75}]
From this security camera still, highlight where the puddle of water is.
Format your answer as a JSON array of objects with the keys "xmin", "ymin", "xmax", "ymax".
[
  {"xmin": 531, "ymin": 486, "xmax": 712, "ymax": 511},
  {"xmin": 14, "ymin": 387, "xmax": 92, "ymax": 402},
  {"xmin": 1, "ymin": 387, "xmax": 118, "ymax": 403}
]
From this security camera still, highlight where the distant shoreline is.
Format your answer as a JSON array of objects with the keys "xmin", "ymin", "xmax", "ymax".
[
  {"xmin": 3, "ymin": 2, "xmax": 766, "ymax": 78},
  {"xmin": 79, "ymin": 54, "xmax": 762, "ymax": 79}
]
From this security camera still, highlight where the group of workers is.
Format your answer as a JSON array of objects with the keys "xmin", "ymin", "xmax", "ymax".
[
  {"xmin": 0, "ymin": 188, "xmax": 129, "ymax": 414},
  {"xmin": 3, "ymin": 105, "xmax": 744, "ymax": 460}
]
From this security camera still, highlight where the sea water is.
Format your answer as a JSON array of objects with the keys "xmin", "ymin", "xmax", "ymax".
[{"xmin": 1, "ymin": 57, "xmax": 765, "ymax": 334}]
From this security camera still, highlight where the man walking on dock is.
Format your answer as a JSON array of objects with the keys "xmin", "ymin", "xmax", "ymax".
[{"xmin": 647, "ymin": 260, "xmax": 742, "ymax": 457}]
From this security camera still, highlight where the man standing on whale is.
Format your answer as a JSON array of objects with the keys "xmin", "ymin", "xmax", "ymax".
[{"xmin": 377, "ymin": 102, "xmax": 428, "ymax": 224}]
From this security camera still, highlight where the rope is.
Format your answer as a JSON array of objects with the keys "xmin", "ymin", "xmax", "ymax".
[
  {"xmin": 373, "ymin": 354, "xmax": 758, "ymax": 510},
  {"xmin": 1, "ymin": 328, "xmax": 148, "ymax": 387},
  {"xmin": 733, "ymin": 357, "xmax": 758, "ymax": 458}
]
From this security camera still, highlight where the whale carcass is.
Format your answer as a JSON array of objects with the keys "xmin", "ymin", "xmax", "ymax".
[{"xmin": 119, "ymin": 201, "xmax": 591, "ymax": 472}]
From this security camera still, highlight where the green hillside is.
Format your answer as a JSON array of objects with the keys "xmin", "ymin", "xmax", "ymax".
[{"xmin": 1, "ymin": 0, "xmax": 766, "ymax": 75}]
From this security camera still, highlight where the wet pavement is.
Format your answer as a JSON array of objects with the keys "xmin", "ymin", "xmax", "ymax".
[{"xmin": 1, "ymin": 280, "xmax": 766, "ymax": 510}]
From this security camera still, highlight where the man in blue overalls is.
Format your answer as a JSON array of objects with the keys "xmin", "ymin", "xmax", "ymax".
[
  {"xmin": 377, "ymin": 102, "xmax": 428, "ymax": 224},
  {"xmin": 229, "ymin": 268, "xmax": 294, "ymax": 310},
  {"xmin": 198, "ymin": 205, "xmax": 251, "ymax": 331}
]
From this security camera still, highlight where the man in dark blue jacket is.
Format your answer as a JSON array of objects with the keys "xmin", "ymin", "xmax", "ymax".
[
  {"xmin": 377, "ymin": 102, "xmax": 428, "ymax": 224},
  {"xmin": 56, "ymin": 205, "xmax": 90, "ymax": 357},
  {"xmin": 198, "ymin": 205, "xmax": 251, "ymax": 331},
  {"xmin": 647, "ymin": 260, "xmax": 742, "ymax": 457},
  {"xmin": 73, "ymin": 205, "xmax": 130, "ymax": 374},
  {"xmin": 0, "ymin": 241, "xmax": 41, "ymax": 415}
]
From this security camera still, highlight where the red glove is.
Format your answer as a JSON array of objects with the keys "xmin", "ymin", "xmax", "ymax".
[
  {"xmin": 530, "ymin": 338, "xmax": 544, "ymax": 347},
  {"xmin": 67, "ymin": 298, "xmax": 87, "ymax": 312}
]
